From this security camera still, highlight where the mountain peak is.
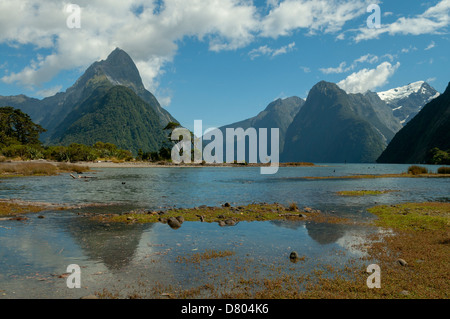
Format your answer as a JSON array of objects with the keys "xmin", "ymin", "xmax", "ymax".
[
  {"xmin": 105, "ymin": 47, "xmax": 133, "ymax": 63},
  {"xmin": 97, "ymin": 48, "xmax": 144, "ymax": 90}
]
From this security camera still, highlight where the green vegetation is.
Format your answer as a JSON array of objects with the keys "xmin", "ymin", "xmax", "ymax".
[
  {"xmin": 368, "ymin": 202, "xmax": 449, "ymax": 232},
  {"xmin": 92, "ymin": 203, "xmax": 337, "ymax": 225},
  {"xmin": 54, "ymin": 86, "xmax": 168, "ymax": 156},
  {"xmin": 438, "ymin": 166, "xmax": 450, "ymax": 174},
  {"xmin": 407, "ymin": 165, "xmax": 429, "ymax": 175},
  {"xmin": 428, "ymin": 148, "xmax": 450, "ymax": 165},
  {"xmin": 0, "ymin": 106, "xmax": 46, "ymax": 147},
  {"xmin": 0, "ymin": 106, "xmax": 135, "ymax": 163},
  {"xmin": 0, "ymin": 201, "xmax": 47, "ymax": 217}
]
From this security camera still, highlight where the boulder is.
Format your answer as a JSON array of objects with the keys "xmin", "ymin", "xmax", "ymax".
[{"xmin": 168, "ymin": 217, "xmax": 182, "ymax": 229}]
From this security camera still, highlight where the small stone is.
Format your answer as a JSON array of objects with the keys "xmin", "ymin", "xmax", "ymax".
[
  {"xmin": 175, "ymin": 216, "xmax": 184, "ymax": 224},
  {"xmin": 223, "ymin": 203, "xmax": 231, "ymax": 208},
  {"xmin": 397, "ymin": 259, "xmax": 408, "ymax": 267},
  {"xmin": 225, "ymin": 219, "xmax": 236, "ymax": 226},
  {"xmin": 168, "ymin": 217, "xmax": 182, "ymax": 229},
  {"xmin": 158, "ymin": 217, "xmax": 168, "ymax": 224},
  {"xmin": 400, "ymin": 290, "xmax": 409, "ymax": 296},
  {"xmin": 290, "ymin": 251, "xmax": 299, "ymax": 260},
  {"xmin": 38, "ymin": 215, "xmax": 45, "ymax": 219}
]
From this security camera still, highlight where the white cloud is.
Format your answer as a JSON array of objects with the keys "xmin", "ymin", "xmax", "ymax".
[
  {"xmin": 248, "ymin": 42, "xmax": 296, "ymax": 59},
  {"xmin": 300, "ymin": 66, "xmax": 311, "ymax": 73},
  {"xmin": 319, "ymin": 53, "xmax": 379, "ymax": 74},
  {"xmin": 320, "ymin": 62, "xmax": 348, "ymax": 74},
  {"xmin": 354, "ymin": 0, "xmax": 450, "ymax": 42},
  {"xmin": 260, "ymin": 0, "xmax": 371, "ymax": 38},
  {"xmin": 0, "ymin": 0, "xmax": 259, "ymax": 97},
  {"xmin": 36, "ymin": 85, "xmax": 63, "ymax": 98},
  {"xmin": 337, "ymin": 61, "xmax": 400, "ymax": 93},
  {"xmin": 425, "ymin": 41, "xmax": 436, "ymax": 50}
]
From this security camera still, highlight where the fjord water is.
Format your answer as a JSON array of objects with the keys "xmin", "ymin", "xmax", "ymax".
[{"xmin": 0, "ymin": 164, "xmax": 448, "ymax": 298}]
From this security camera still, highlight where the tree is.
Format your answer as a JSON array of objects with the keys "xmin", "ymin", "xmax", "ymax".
[{"xmin": 0, "ymin": 106, "xmax": 46, "ymax": 147}]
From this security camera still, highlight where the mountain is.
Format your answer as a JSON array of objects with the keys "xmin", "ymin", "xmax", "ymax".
[
  {"xmin": 282, "ymin": 81, "xmax": 401, "ymax": 163},
  {"xmin": 377, "ymin": 81, "xmax": 440, "ymax": 125},
  {"xmin": 0, "ymin": 48, "xmax": 177, "ymax": 145},
  {"xmin": 218, "ymin": 96, "xmax": 305, "ymax": 154},
  {"xmin": 52, "ymin": 86, "xmax": 167, "ymax": 155},
  {"xmin": 377, "ymin": 82, "xmax": 450, "ymax": 164}
]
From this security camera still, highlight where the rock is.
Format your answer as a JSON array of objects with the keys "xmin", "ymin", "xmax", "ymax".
[
  {"xmin": 303, "ymin": 207, "xmax": 313, "ymax": 213},
  {"xmin": 175, "ymin": 216, "xmax": 184, "ymax": 224},
  {"xmin": 400, "ymin": 290, "xmax": 409, "ymax": 296},
  {"xmin": 196, "ymin": 215, "xmax": 205, "ymax": 222},
  {"xmin": 223, "ymin": 203, "xmax": 231, "ymax": 208},
  {"xmin": 225, "ymin": 219, "xmax": 237, "ymax": 226},
  {"xmin": 290, "ymin": 251, "xmax": 299, "ymax": 260},
  {"xmin": 217, "ymin": 215, "xmax": 225, "ymax": 219},
  {"xmin": 158, "ymin": 217, "xmax": 168, "ymax": 224},
  {"xmin": 38, "ymin": 215, "xmax": 45, "ymax": 219},
  {"xmin": 158, "ymin": 211, "xmax": 166, "ymax": 215},
  {"xmin": 168, "ymin": 217, "xmax": 181, "ymax": 229},
  {"xmin": 218, "ymin": 221, "xmax": 226, "ymax": 227},
  {"xmin": 397, "ymin": 259, "xmax": 408, "ymax": 267},
  {"xmin": 298, "ymin": 214, "xmax": 307, "ymax": 218},
  {"xmin": 126, "ymin": 217, "xmax": 134, "ymax": 221}
]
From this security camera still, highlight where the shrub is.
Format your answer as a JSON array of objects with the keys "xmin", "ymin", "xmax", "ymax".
[
  {"xmin": 408, "ymin": 165, "xmax": 428, "ymax": 175},
  {"xmin": 289, "ymin": 202, "xmax": 299, "ymax": 212},
  {"xmin": 437, "ymin": 167, "xmax": 450, "ymax": 174}
]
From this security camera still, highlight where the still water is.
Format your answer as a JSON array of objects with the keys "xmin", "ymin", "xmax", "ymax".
[{"xmin": 0, "ymin": 164, "xmax": 448, "ymax": 298}]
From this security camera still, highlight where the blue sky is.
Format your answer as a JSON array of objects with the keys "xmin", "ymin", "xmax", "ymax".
[{"xmin": 0, "ymin": 0, "xmax": 449, "ymax": 130}]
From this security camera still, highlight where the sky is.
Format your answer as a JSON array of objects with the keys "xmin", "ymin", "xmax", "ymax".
[{"xmin": 0, "ymin": 0, "xmax": 449, "ymax": 130}]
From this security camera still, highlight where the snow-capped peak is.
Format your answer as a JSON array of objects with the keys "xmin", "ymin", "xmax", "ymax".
[{"xmin": 377, "ymin": 81, "xmax": 426, "ymax": 102}]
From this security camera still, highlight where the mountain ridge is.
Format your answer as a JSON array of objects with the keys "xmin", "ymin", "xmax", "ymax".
[{"xmin": 377, "ymin": 82, "xmax": 450, "ymax": 164}]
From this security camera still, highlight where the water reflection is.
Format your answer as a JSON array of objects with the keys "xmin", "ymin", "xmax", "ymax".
[
  {"xmin": 306, "ymin": 223, "xmax": 347, "ymax": 245},
  {"xmin": 59, "ymin": 216, "xmax": 152, "ymax": 271}
]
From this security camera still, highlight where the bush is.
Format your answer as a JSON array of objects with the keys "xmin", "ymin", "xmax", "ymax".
[
  {"xmin": 0, "ymin": 144, "xmax": 44, "ymax": 160},
  {"xmin": 408, "ymin": 165, "xmax": 428, "ymax": 175},
  {"xmin": 437, "ymin": 167, "xmax": 450, "ymax": 174},
  {"xmin": 289, "ymin": 202, "xmax": 299, "ymax": 212}
]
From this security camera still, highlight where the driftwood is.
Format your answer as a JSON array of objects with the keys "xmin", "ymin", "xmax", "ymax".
[{"xmin": 70, "ymin": 174, "xmax": 96, "ymax": 179}]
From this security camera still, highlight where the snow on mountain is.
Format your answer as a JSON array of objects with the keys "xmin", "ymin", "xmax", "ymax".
[
  {"xmin": 377, "ymin": 81, "xmax": 440, "ymax": 125},
  {"xmin": 378, "ymin": 81, "xmax": 426, "ymax": 102}
]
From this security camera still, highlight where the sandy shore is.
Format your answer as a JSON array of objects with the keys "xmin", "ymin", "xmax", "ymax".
[{"xmin": 7, "ymin": 160, "xmax": 315, "ymax": 169}]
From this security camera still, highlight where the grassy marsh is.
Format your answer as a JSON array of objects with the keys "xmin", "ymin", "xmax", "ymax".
[{"xmin": 0, "ymin": 162, "xmax": 90, "ymax": 178}]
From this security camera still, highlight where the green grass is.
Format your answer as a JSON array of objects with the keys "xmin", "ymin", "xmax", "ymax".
[{"xmin": 367, "ymin": 202, "xmax": 450, "ymax": 232}]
